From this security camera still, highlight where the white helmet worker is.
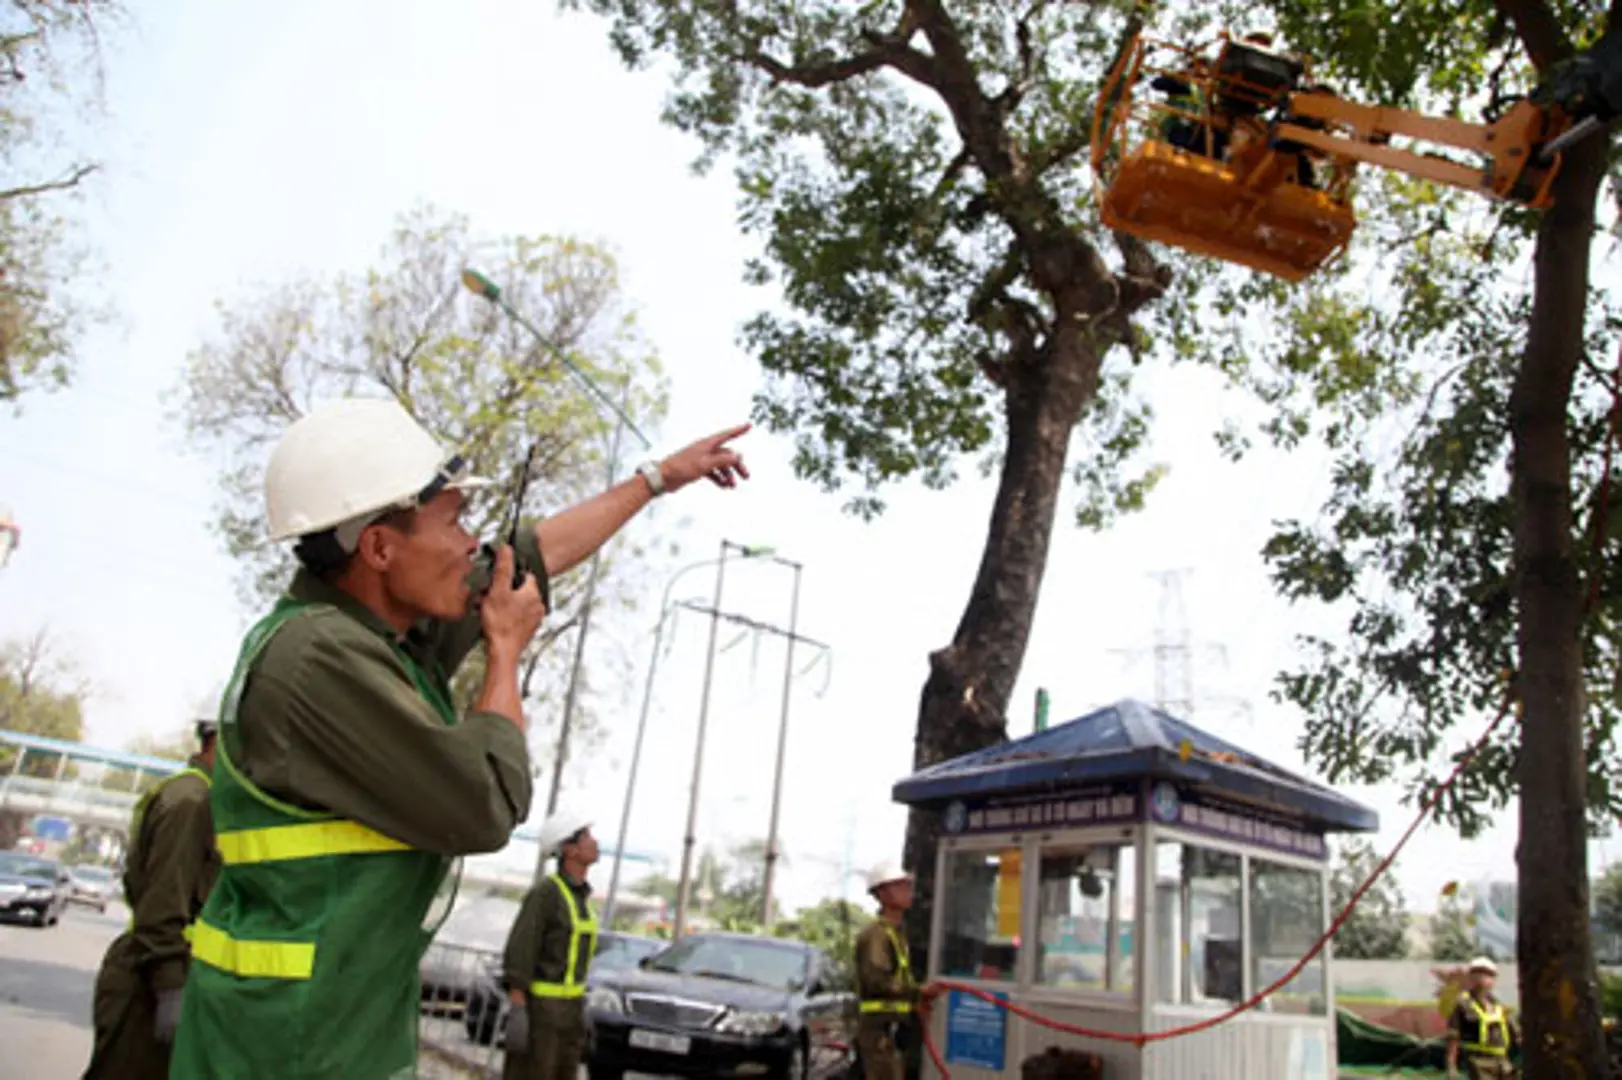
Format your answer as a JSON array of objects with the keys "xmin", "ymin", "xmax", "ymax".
[
  {"xmin": 1468, "ymin": 956, "xmax": 1499, "ymax": 976},
  {"xmin": 867, "ymin": 860, "xmax": 914, "ymax": 896},
  {"xmin": 537, "ymin": 809, "xmax": 594, "ymax": 857},
  {"xmin": 265, "ymin": 397, "xmax": 493, "ymax": 545}
]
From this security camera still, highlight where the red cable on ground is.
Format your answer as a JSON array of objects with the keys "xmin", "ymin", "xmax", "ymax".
[{"xmin": 915, "ymin": 692, "xmax": 1520, "ymax": 1078}]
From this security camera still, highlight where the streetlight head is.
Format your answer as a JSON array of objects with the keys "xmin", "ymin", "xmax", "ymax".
[{"xmin": 460, "ymin": 267, "xmax": 501, "ymax": 301}]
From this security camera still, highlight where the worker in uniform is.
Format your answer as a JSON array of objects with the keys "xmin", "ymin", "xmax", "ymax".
[
  {"xmin": 83, "ymin": 720, "xmax": 221, "ymax": 1080},
  {"xmin": 855, "ymin": 862, "xmax": 941, "ymax": 1080},
  {"xmin": 166, "ymin": 397, "xmax": 750, "ymax": 1080},
  {"xmin": 500, "ymin": 809, "xmax": 601, "ymax": 1080},
  {"xmin": 1446, "ymin": 956, "xmax": 1520, "ymax": 1079}
]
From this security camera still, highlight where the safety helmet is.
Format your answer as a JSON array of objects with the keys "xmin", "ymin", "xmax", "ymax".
[
  {"xmin": 264, "ymin": 397, "xmax": 493, "ymax": 542},
  {"xmin": 866, "ymin": 861, "xmax": 914, "ymax": 895},
  {"xmin": 1468, "ymin": 956, "xmax": 1498, "ymax": 975},
  {"xmin": 537, "ymin": 809, "xmax": 593, "ymax": 856}
]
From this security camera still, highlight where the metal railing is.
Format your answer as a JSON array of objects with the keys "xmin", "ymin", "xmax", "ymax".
[{"xmin": 417, "ymin": 939, "xmax": 514, "ymax": 1078}]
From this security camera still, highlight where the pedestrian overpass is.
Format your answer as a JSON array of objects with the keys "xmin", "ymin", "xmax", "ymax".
[{"xmin": 0, "ymin": 731, "xmax": 661, "ymax": 883}]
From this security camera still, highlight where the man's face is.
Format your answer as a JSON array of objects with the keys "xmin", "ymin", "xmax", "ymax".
[
  {"xmin": 881, "ymin": 878, "xmax": 914, "ymax": 910},
  {"xmin": 565, "ymin": 827, "xmax": 601, "ymax": 868},
  {"xmin": 1471, "ymin": 970, "xmax": 1496, "ymax": 994},
  {"xmin": 363, "ymin": 490, "xmax": 478, "ymax": 621}
]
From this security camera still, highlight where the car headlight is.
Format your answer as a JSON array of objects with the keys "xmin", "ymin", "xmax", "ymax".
[
  {"xmin": 24, "ymin": 886, "xmax": 51, "ymax": 898},
  {"xmin": 585, "ymin": 988, "xmax": 623, "ymax": 1014},
  {"xmin": 716, "ymin": 1010, "xmax": 786, "ymax": 1036}
]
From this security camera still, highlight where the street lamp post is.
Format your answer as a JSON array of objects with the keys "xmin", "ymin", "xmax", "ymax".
[
  {"xmin": 758, "ymin": 558, "xmax": 803, "ymax": 928},
  {"xmin": 540, "ymin": 384, "xmax": 631, "ymax": 838},
  {"xmin": 601, "ymin": 544, "xmax": 775, "ymax": 926}
]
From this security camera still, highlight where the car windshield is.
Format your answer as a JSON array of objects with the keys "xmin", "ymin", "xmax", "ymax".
[
  {"xmin": 73, "ymin": 866, "xmax": 115, "ymax": 882},
  {"xmin": 591, "ymin": 935, "xmax": 663, "ymax": 973},
  {"xmin": 0, "ymin": 852, "xmax": 56, "ymax": 882},
  {"xmin": 646, "ymin": 935, "xmax": 809, "ymax": 990}
]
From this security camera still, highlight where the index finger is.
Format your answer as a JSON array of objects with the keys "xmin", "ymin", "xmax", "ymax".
[
  {"xmin": 491, "ymin": 543, "xmax": 514, "ymax": 582},
  {"xmin": 708, "ymin": 422, "xmax": 753, "ymax": 445}
]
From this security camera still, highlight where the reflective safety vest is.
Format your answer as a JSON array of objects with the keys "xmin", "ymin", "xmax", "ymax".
[
  {"xmin": 1461, "ymin": 997, "xmax": 1511, "ymax": 1056},
  {"xmin": 860, "ymin": 923, "xmax": 915, "ymax": 1015},
  {"xmin": 167, "ymin": 597, "xmax": 464, "ymax": 1080},
  {"xmin": 124, "ymin": 765, "xmax": 212, "ymax": 924},
  {"xmin": 530, "ymin": 874, "xmax": 598, "ymax": 999}
]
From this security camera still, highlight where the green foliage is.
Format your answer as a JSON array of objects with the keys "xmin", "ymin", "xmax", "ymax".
[
  {"xmin": 774, "ymin": 897, "xmax": 864, "ymax": 988},
  {"xmin": 173, "ymin": 203, "xmax": 674, "ymax": 744},
  {"xmin": 1597, "ymin": 864, "xmax": 1622, "ymax": 941},
  {"xmin": 1152, "ymin": 2, "xmax": 1622, "ymax": 837},
  {"xmin": 1430, "ymin": 893, "xmax": 1486, "ymax": 963},
  {"xmin": 0, "ymin": 0, "xmax": 117, "ymax": 409},
  {"xmin": 567, "ymin": 0, "xmax": 1171, "ymax": 522},
  {"xmin": 1600, "ymin": 971, "xmax": 1622, "ymax": 1020},
  {"xmin": 0, "ymin": 628, "xmax": 86, "ymax": 777},
  {"xmin": 1330, "ymin": 839, "xmax": 1410, "ymax": 960}
]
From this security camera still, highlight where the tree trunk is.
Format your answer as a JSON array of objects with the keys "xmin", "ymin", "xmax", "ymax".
[
  {"xmin": 1510, "ymin": 127, "xmax": 1608, "ymax": 1078},
  {"xmin": 901, "ymin": 327, "xmax": 1104, "ymax": 971}
]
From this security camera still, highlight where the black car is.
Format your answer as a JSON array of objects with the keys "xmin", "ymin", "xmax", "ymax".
[
  {"xmin": 464, "ymin": 929, "xmax": 664, "ymax": 1044},
  {"xmin": 0, "ymin": 851, "xmax": 70, "ymax": 927},
  {"xmin": 584, "ymin": 931, "xmax": 857, "ymax": 1080}
]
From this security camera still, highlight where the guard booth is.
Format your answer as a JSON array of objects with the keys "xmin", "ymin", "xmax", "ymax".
[{"xmin": 892, "ymin": 699, "xmax": 1379, "ymax": 1080}]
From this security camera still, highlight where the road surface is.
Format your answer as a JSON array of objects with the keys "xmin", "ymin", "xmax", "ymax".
[{"xmin": 0, "ymin": 900, "xmax": 125, "ymax": 1079}]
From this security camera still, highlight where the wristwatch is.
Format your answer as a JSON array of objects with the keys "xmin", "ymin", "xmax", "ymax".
[{"xmin": 636, "ymin": 461, "xmax": 666, "ymax": 497}]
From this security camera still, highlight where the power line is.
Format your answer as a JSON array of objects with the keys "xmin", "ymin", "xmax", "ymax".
[{"xmin": 1114, "ymin": 568, "xmax": 1251, "ymax": 727}]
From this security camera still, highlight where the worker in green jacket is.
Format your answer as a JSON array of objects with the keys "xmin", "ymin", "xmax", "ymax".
[
  {"xmin": 167, "ymin": 397, "xmax": 751, "ymax": 1080},
  {"xmin": 501, "ymin": 808, "xmax": 600, "ymax": 1080},
  {"xmin": 82, "ymin": 721, "xmax": 220, "ymax": 1080}
]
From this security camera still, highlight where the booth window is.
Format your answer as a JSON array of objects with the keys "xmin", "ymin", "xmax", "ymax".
[
  {"xmin": 1152, "ymin": 841, "xmax": 1243, "ymax": 1006},
  {"xmin": 1248, "ymin": 856, "xmax": 1326, "ymax": 1015},
  {"xmin": 1035, "ymin": 842, "xmax": 1136, "ymax": 994},
  {"xmin": 937, "ymin": 848, "xmax": 1023, "ymax": 981}
]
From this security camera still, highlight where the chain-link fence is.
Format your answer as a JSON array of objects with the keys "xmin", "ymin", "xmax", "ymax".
[{"xmin": 417, "ymin": 938, "xmax": 512, "ymax": 1078}]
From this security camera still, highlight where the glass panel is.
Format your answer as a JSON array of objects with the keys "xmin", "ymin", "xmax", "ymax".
[
  {"xmin": 1115, "ymin": 844, "xmax": 1138, "ymax": 995},
  {"xmin": 1035, "ymin": 845, "xmax": 1121, "ymax": 992},
  {"xmin": 1249, "ymin": 857, "xmax": 1326, "ymax": 1015},
  {"xmin": 1152, "ymin": 841, "xmax": 1243, "ymax": 1005},
  {"xmin": 938, "ymin": 848, "xmax": 1023, "ymax": 981}
]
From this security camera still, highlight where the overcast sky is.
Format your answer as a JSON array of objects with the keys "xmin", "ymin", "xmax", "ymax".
[{"xmin": 1, "ymin": 0, "xmax": 1607, "ymax": 920}]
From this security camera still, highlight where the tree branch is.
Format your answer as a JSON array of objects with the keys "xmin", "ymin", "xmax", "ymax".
[
  {"xmin": 1494, "ymin": 0, "xmax": 1573, "ymax": 70},
  {"xmin": 0, "ymin": 164, "xmax": 97, "ymax": 203}
]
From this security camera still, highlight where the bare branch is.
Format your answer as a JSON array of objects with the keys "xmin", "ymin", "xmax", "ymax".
[{"xmin": 0, "ymin": 164, "xmax": 98, "ymax": 203}]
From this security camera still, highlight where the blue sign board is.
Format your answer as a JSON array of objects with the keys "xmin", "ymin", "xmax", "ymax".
[{"xmin": 944, "ymin": 988, "xmax": 1008, "ymax": 1070}]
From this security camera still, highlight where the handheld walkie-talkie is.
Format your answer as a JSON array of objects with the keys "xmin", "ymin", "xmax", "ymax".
[{"xmin": 485, "ymin": 440, "xmax": 551, "ymax": 612}]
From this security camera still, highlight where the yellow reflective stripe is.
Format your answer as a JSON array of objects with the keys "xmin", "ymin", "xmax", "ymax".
[
  {"xmin": 216, "ymin": 820, "xmax": 410, "ymax": 865},
  {"xmin": 860, "ymin": 1001, "xmax": 913, "ymax": 1013},
  {"xmin": 530, "ymin": 980, "xmax": 586, "ymax": 999},
  {"xmin": 189, "ymin": 920, "xmax": 314, "ymax": 980},
  {"xmin": 1463, "ymin": 1000, "xmax": 1510, "ymax": 1055}
]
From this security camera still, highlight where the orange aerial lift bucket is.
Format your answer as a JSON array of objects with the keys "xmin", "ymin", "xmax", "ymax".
[{"xmin": 1092, "ymin": 33, "xmax": 1359, "ymax": 282}]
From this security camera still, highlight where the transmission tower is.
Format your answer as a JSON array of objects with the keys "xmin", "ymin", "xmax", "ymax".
[{"xmin": 1115, "ymin": 568, "xmax": 1248, "ymax": 725}]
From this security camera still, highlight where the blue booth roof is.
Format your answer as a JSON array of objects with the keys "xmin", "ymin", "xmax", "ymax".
[{"xmin": 891, "ymin": 698, "xmax": 1378, "ymax": 833}]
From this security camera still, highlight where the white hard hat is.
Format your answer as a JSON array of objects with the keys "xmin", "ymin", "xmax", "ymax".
[
  {"xmin": 866, "ymin": 860, "xmax": 913, "ymax": 894},
  {"xmin": 1468, "ymin": 956, "xmax": 1498, "ymax": 974},
  {"xmin": 537, "ymin": 809, "xmax": 593, "ymax": 856},
  {"xmin": 264, "ymin": 397, "xmax": 493, "ymax": 542}
]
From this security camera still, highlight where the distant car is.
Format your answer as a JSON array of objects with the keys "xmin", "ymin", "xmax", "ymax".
[
  {"xmin": 65, "ymin": 864, "xmax": 118, "ymax": 914},
  {"xmin": 420, "ymin": 894, "xmax": 523, "ymax": 1015},
  {"xmin": 0, "ymin": 851, "xmax": 70, "ymax": 927},
  {"xmin": 584, "ymin": 931, "xmax": 858, "ymax": 1080},
  {"xmin": 464, "ymin": 930, "xmax": 665, "ymax": 1045}
]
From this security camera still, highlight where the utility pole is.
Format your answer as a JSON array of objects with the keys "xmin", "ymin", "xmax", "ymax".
[
  {"xmin": 759, "ymin": 558, "xmax": 803, "ymax": 928},
  {"xmin": 673, "ymin": 540, "xmax": 733, "ymax": 939},
  {"xmin": 670, "ymin": 583, "xmax": 830, "ymax": 938}
]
